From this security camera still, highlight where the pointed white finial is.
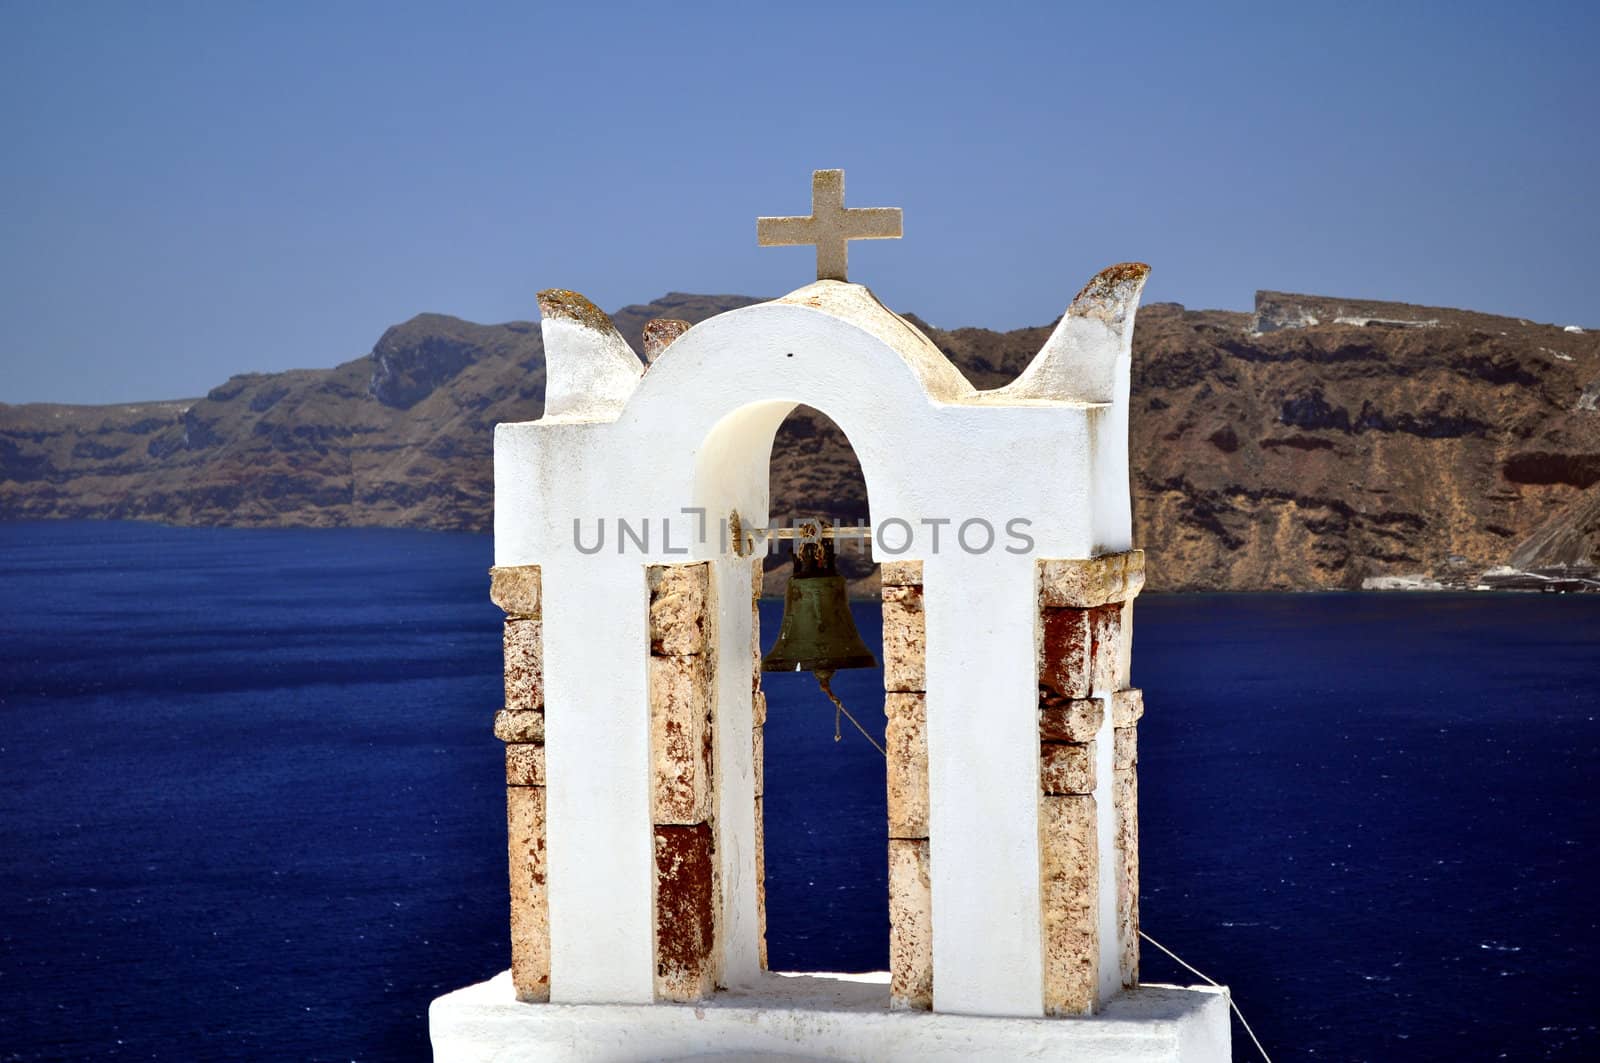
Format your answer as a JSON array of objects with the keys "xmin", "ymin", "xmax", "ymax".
[
  {"xmin": 993, "ymin": 263, "xmax": 1150, "ymax": 404},
  {"xmin": 537, "ymin": 289, "xmax": 644, "ymax": 421}
]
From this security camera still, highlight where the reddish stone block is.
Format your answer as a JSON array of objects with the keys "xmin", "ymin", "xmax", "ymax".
[
  {"xmin": 654, "ymin": 823, "xmax": 717, "ymax": 1001},
  {"xmin": 1040, "ymin": 604, "xmax": 1121, "ymax": 700},
  {"xmin": 1039, "ymin": 607, "xmax": 1092, "ymax": 699}
]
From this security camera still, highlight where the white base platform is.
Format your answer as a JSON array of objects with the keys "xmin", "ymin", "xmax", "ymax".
[{"xmin": 429, "ymin": 971, "xmax": 1232, "ymax": 1062}]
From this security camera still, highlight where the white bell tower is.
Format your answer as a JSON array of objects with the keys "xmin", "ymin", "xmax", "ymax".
[{"xmin": 430, "ymin": 170, "xmax": 1231, "ymax": 1061}]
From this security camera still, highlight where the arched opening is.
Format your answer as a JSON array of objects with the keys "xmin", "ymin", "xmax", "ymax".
[
  {"xmin": 758, "ymin": 405, "xmax": 888, "ymax": 974},
  {"xmin": 761, "ymin": 405, "xmax": 874, "ymax": 595}
]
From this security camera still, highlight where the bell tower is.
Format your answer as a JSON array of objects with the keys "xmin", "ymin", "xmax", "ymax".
[{"xmin": 429, "ymin": 170, "xmax": 1232, "ymax": 1061}]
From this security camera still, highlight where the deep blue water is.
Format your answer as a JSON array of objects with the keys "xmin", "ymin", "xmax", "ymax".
[{"xmin": 1, "ymin": 522, "xmax": 1596, "ymax": 1061}]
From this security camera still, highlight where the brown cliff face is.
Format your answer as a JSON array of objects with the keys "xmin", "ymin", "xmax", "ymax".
[
  {"xmin": 1129, "ymin": 296, "xmax": 1599, "ymax": 588},
  {"xmin": 2, "ymin": 290, "xmax": 1596, "ymax": 590},
  {"xmin": 0, "ymin": 295, "xmax": 753, "ymax": 533}
]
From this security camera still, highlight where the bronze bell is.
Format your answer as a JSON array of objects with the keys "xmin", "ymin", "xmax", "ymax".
[{"xmin": 761, "ymin": 530, "xmax": 877, "ymax": 674}]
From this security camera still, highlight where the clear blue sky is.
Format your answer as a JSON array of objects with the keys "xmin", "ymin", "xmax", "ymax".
[{"xmin": 2, "ymin": 1, "xmax": 1595, "ymax": 404}]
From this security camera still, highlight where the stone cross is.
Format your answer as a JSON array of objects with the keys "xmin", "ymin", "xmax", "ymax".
[{"xmin": 757, "ymin": 169, "xmax": 903, "ymax": 282}]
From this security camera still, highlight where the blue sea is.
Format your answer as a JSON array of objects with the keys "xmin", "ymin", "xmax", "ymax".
[{"xmin": 1, "ymin": 522, "xmax": 1596, "ymax": 1061}]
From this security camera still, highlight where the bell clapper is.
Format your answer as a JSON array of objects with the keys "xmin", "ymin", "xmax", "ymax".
[
  {"xmin": 816, "ymin": 668, "xmax": 843, "ymax": 741},
  {"xmin": 815, "ymin": 668, "xmax": 887, "ymax": 756}
]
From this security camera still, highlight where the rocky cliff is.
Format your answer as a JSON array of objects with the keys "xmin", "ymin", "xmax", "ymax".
[{"xmin": 3, "ymin": 290, "xmax": 1596, "ymax": 590}]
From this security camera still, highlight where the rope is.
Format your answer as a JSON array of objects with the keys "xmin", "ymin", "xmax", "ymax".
[
  {"xmin": 1139, "ymin": 930, "xmax": 1273, "ymax": 1063},
  {"xmin": 814, "ymin": 670, "xmax": 887, "ymax": 756}
]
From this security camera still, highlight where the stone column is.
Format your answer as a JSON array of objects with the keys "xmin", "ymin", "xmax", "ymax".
[
  {"xmin": 1111, "ymin": 686, "xmax": 1143, "ymax": 988},
  {"xmin": 647, "ymin": 563, "xmax": 718, "ymax": 1001},
  {"xmin": 751, "ymin": 558, "xmax": 768, "ymax": 971},
  {"xmin": 882, "ymin": 560, "xmax": 931, "ymax": 1010},
  {"xmin": 1035, "ymin": 550, "xmax": 1144, "ymax": 1014},
  {"xmin": 490, "ymin": 565, "xmax": 549, "ymax": 1003}
]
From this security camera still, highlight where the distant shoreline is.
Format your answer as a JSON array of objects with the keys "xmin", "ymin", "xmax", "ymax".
[
  {"xmin": 3, "ymin": 291, "xmax": 1596, "ymax": 594},
  {"xmin": 4, "ymin": 518, "xmax": 1595, "ymax": 597}
]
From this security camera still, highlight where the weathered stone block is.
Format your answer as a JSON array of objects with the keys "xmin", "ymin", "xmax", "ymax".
[
  {"xmin": 752, "ymin": 595, "xmax": 762, "ymax": 692},
  {"xmin": 507, "ymin": 785, "xmax": 549, "ymax": 1002},
  {"xmin": 1039, "ymin": 695, "xmax": 1103, "ymax": 743},
  {"xmin": 1114, "ymin": 726, "xmax": 1137, "ymax": 771},
  {"xmin": 647, "ymin": 563, "xmax": 709, "ymax": 656},
  {"xmin": 1041, "ymin": 794, "xmax": 1099, "ymax": 1016},
  {"xmin": 1039, "ymin": 605, "xmax": 1121, "ymax": 700},
  {"xmin": 503, "ymin": 619, "xmax": 544, "ymax": 711},
  {"xmin": 755, "ymin": 794, "xmax": 768, "ymax": 971},
  {"xmin": 493, "ymin": 708, "xmax": 545, "ymax": 745},
  {"xmin": 1090, "ymin": 604, "xmax": 1123, "ymax": 695},
  {"xmin": 1114, "ymin": 762, "xmax": 1140, "ymax": 988},
  {"xmin": 1038, "ymin": 608, "xmax": 1091, "ymax": 699},
  {"xmin": 880, "ymin": 560, "xmax": 924, "ymax": 587},
  {"xmin": 752, "ymin": 722, "xmax": 765, "ymax": 798},
  {"xmin": 882, "ymin": 584, "xmax": 925, "ymax": 693},
  {"xmin": 642, "ymin": 317, "xmax": 690, "ymax": 362},
  {"xmin": 654, "ymin": 823, "xmax": 717, "ymax": 1002},
  {"xmin": 1112, "ymin": 687, "xmax": 1145, "ymax": 728},
  {"xmin": 650, "ymin": 654, "xmax": 712, "ymax": 824},
  {"xmin": 505, "ymin": 743, "xmax": 546, "ymax": 787},
  {"xmin": 884, "ymin": 692, "xmax": 929, "ymax": 838},
  {"xmin": 1038, "ymin": 550, "xmax": 1144, "ymax": 609},
  {"xmin": 1040, "ymin": 741, "xmax": 1096, "ymax": 795},
  {"xmin": 888, "ymin": 838, "xmax": 932, "ymax": 1010},
  {"xmin": 490, "ymin": 565, "xmax": 542, "ymax": 619}
]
